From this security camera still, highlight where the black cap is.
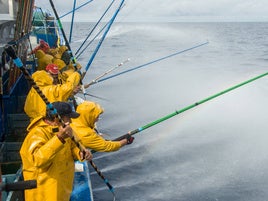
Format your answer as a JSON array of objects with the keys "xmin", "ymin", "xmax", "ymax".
[{"xmin": 52, "ymin": 102, "xmax": 80, "ymax": 118}]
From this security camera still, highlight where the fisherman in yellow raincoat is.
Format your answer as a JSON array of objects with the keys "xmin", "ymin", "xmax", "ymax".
[
  {"xmin": 24, "ymin": 64, "xmax": 81, "ymax": 121},
  {"xmin": 20, "ymin": 101, "xmax": 92, "ymax": 201},
  {"xmin": 35, "ymin": 49, "xmax": 54, "ymax": 71},
  {"xmin": 71, "ymin": 101, "xmax": 134, "ymax": 152}
]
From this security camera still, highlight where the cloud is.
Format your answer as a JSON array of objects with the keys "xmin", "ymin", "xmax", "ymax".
[{"xmin": 35, "ymin": 0, "xmax": 268, "ymax": 22}]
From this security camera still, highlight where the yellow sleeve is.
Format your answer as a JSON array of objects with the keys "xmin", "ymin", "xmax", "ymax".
[
  {"xmin": 79, "ymin": 128, "xmax": 121, "ymax": 152},
  {"xmin": 49, "ymin": 71, "xmax": 81, "ymax": 101},
  {"xmin": 20, "ymin": 129, "xmax": 64, "ymax": 169}
]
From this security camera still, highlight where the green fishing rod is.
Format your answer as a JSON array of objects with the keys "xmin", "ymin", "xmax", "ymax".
[
  {"xmin": 4, "ymin": 46, "xmax": 115, "ymax": 196},
  {"xmin": 110, "ymin": 71, "xmax": 268, "ymax": 142}
]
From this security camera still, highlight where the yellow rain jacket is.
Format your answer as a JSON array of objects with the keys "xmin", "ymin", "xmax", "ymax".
[
  {"xmin": 20, "ymin": 117, "xmax": 82, "ymax": 201},
  {"xmin": 24, "ymin": 70, "xmax": 81, "ymax": 121},
  {"xmin": 71, "ymin": 101, "xmax": 121, "ymax": 152},
  {"xmin": 52, "ymin": 58, "xmax": 66, "ymax": 71},
  {"xmin": 35, "ymin": 50, "xmax": 53, "ymax": 71}
]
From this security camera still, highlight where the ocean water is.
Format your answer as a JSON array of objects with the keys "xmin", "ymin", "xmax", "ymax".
[{"xmin": 66, "ymin": 22, "xmax": 268, "ymax": 201}]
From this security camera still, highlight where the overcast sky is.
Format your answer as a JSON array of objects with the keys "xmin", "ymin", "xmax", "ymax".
[{"xmin": 35, "ymin": 0, "xmax": 268, "ymax": 22}]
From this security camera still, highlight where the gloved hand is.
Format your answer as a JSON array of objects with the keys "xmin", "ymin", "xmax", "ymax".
[{"xmin": 126, "ymin": 134, "xmax": 134, "ymax": 145}]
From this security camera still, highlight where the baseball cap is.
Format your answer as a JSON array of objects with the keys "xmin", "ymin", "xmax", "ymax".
[
  {"xmin": 46, "ymin": 63, "xmax": 59, "ymax": 75},
  {"xmin": 52, "ymin": 101, "xmax": 80, "ymax": 118}
]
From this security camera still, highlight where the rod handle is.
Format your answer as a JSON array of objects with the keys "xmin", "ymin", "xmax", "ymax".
[{"xmin": 1, "ymin": 180, "xmax": 37, "ymax": 191}]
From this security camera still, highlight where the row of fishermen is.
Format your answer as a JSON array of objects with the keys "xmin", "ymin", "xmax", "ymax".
[{"xmin": 20, "ymin": 43, "xmax": 134, "ymax": 201}]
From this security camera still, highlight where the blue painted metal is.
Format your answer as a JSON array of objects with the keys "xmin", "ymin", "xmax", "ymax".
[{"xmin": 70, "ymin": 161, "xmax": 93, "ymax": 201}]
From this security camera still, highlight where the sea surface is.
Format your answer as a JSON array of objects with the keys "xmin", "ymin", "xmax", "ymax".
[{"xmin": 66, "ymin": 22, "xmax": 268, "ymax": 201}]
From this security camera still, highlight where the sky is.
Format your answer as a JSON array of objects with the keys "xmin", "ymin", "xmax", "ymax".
[{"xmin": 34, "ymin": 0, "xmax": 268, "ymax": 22}]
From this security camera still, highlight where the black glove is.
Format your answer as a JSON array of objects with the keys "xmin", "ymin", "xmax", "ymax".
[{"xmin": 126, "ymin": 134, "xmax": 134, "ymax": 145}]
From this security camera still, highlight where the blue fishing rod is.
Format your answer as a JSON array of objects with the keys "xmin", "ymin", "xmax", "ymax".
[
  {"xmin": 84, "ymin": 0, "xmax": 125, "ymax": 74},
  {"xmin": 75, "ymin": 0, "xmax": 116, "ymax": 56},
  {"xmin": 69, "ymin": 0, "xmax": 76, "ymax": 43},
  {"xmin": 91, "ymin": 41, "xmax": 209, "ymax": 84}
]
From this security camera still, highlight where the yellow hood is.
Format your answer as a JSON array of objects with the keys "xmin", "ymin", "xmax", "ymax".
[
  {"xmin": 32, "ymin": 70, "xmax": 53, "ymax": 86},
  {"xmin": 72, "ymin": 101, "xmax": 103, "ymax": 128},
  {"xmin": 52, "ymin": 58, "xmax": 66, "ymax": 70},
  {"xmin": 35, "ymin": 49, "xmax": 46, "ymax": 59}
]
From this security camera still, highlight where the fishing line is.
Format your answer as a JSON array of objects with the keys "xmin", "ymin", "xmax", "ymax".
[
  {"xmin": 4, "ymin": 46, "xmax": 115, "ymax": 197},
  {"xmin": 91, "ymin": 70, "xmax": 268, "ymax": 152},
  {"xmin": 93, "ymin": 41, "xmax": 209, "ymax": 84}
]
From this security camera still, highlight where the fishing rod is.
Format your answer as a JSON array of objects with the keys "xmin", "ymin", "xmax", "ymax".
[
  {"xmin": 49, "ymin": 0, "xmax": 87, "ymax": 98},
  {"xmin": 99, "ymin": 71, "xmax": 268, "ymax": 146},
  {"xmin": 69, "ymin": 0, "xmax": 76, "ymax": 43},
  {"xmin": 4, "ymin": 45, "xmax": 86, "ymax": 151},
  {"xmin": 84, "ymin": 58, "xmax": 130, "ymax": 88},
  {"xmin": 4, "ymin": 46, "xmax": 115, "ymax": 196},
  {"xmin": 49, "ymin": 0, "xmax": 77, "ymax": 67},
  {"xmin": 84, "ymin": 0, "xmax": 125, "ymax": 74},
  {"xmin": 89, "ymin": 160, "xmax": 116, "ymax": 201},
  {"xmin": 75, "ymin": 0, "xmax": 116, "ymax": 56},
  {"xmin": 93, "ymin": 41, "xmax": 209, "ymax": 84}
]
